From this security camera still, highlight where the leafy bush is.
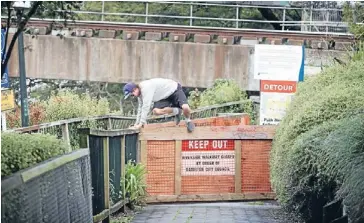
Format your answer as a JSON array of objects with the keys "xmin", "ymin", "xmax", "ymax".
[
  {"xmin": 6, "ymin": 90, "xmax": 111, "ymax": 129},
  {"xmin": 276, "ymin": 120, "xmax": 340, "ymax": 222},
  {"xmin": 270, "ymin": 57, "xmax": 364, "ymax": 222},
  {"xmin": 189, "ymin": 79, "xmax": 255, "ymax": 122},
  {"xmin": 320, "ymin": 114, "xmax": 364, "ymax": 223},
  {"xmin": 43, "ymin": 91, "xmax": 110, "ymax": 122},
  {"xmin": 1, "ymin": 132, "xmax": 68, "ymax": 177},
  {"xmin": 121, "ymin": 160, "xmax": 147, "ymax": 207},
  {"xmin": 6, "ymin": 102, "xmax": 46, "ymax": 129}
]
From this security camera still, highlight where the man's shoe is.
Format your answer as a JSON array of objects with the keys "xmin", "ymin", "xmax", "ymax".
[
  {"xmin": 175, "ymin": 109, "xmax": 182, "ymax": 125},
  {"xmin": 187, "ymin": 121, "xmax": 195, "ymax": 132}
]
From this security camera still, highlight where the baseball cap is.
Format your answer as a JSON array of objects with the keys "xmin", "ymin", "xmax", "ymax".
[{"xmin": 123, "ymin": 82, "xmax": 137, "ymax": 99}]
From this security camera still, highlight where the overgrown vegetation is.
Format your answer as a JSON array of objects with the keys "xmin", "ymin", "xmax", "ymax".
[
  {"xmin": 6, "ymin": 90, "xmax": 110, "ymax": 129},
  {"xmin": 109, "ymin": 160, "xmax": 147, "ymax": 208},
  {"xmin": 1, "ymin": 132, "xmax": 68, "ymax": 177},
  {"xmin": 270, "ymin": 36, "xmax": 364, "ymax": 222},
  {"xmin": 189, "ymin": 79, "xmax": 255, "ymax": 122},
  {"xmin": 122, "ymin": 160, "xmax": 147, "ymax": 208},
  {"xmin": 42, "ymin": 91, "xmax": 110, "ymax": 122}
]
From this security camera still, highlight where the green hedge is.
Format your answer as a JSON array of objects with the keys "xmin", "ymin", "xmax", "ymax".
[
  {"xmin": 320, "ymin": 115, "xmax": 364, "ymax": 223},
  {"xmin": 1, "ymin": 132, "xmax": 68, "ymax": 177},
  {"xmin": 270, "ymin": 59, "xmax": 364, "ymax": 222}
]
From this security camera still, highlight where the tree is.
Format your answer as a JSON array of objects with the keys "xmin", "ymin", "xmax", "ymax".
[{"xmin": 1, "ymin": 1, "xmax": 82, "ymax": 79}]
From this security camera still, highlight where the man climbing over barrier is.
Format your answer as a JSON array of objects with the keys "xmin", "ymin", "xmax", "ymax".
[{"xmin": 123, "ymin": 78, "xmax": 195, "ymax": 132}]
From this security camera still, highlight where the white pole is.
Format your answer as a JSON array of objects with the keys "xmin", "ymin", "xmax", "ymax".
[{"xmin": 1, "ymin": 112, "xmax": 7, "ymax": 131}]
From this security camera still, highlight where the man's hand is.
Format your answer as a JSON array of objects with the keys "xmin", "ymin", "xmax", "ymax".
[{"xmin": 129, "ymin": 124, "xmax": 143, "ymax": 130}]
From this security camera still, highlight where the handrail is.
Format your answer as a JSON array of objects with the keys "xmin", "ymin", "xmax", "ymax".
[
  {"xmin": 9, "ymin": 100, "xmax": 250, "ymax": 133},
  {"xmin": 1, "ymin": 1, "xmax": 354, "ymax": 35},
  {"xmin": 1, "ymin": 17, "xmax": 353, "ymax": 37}
]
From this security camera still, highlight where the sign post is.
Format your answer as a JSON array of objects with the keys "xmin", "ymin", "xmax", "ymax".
[
  {"xmin": 254, "ymin": 44, "xmax": 305, "ymax": 125},
  {"xmin": 1, "ymin": 27, "xmax": 10, "ymax": 88}
]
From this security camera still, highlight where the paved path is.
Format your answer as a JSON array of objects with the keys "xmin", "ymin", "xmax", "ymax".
[{"xmin": 132, "ymin": 201, "xmax": 287, "ymax": 223}]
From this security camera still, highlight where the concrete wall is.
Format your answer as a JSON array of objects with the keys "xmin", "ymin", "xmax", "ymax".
[{"xmin": 8, "ymin": 34, "xmax": 349, "ymax": 91}]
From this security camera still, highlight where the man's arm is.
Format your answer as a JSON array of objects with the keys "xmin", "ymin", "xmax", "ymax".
[
  {"xmin": 139, "ymin": 92, "xmax": 154, "ymax": 125},
  {"xmin": 135, "ymin": 97, "xmax": 142, "ymax": 125}
]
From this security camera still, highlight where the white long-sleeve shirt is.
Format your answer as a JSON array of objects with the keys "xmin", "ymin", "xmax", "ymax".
[{"xmin": 135, "ymin": 78, "xmax": 178, "ymax": 125}]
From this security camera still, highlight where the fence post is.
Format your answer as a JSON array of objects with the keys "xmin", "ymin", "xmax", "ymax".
[
  {"xmin": 121, "ymin": 136, "xmax": 126, "ymax": 173},
  {"xmin": 282, "ymin": 8, "xmax": 286, "ymax": 30},
  {"xmin": 107, "ymin": 117, "xmax": 112, "ymax": 130},
  {"xmin": 175, "ymin": 140, "xmax": 182, "ymax": 195},
  {"xmin": 235, "ymin": 6, "xmax": 239, "ymax": 29},
  {"xmin": 140, "ymin": 140, "xmax": 147, "ymax": 165},
  {"xmin": 189, "ymin": 4, "xmax": 193, "ymax": 26},
  {"xmin": 103, "ymin": 136, "xmax": 110, "ymax": 223},
  {"xmin": 61, "ymin": 123, "xmax": 71, "ymax": 150},
  {"xmin": 78, "ymin": 128, "xmax": 90, "ymax": 149},
  {"xmin": 145, "ymin": 2, "xmax": 149, "ymax": 24},
  {"xmin": 234, "ymin": 140, "xmax": 242, "ymax": 193},
  {"xmin": 101, "ymin": 0, "xmax": 105, "ymax": 21}
]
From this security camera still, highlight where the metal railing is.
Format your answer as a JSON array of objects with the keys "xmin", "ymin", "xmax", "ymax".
[
  {"xmin": 73, "ymin": 1, "xmax": 350, "ymax": 35},
  {"xmin": 1, "ymin": 1, "xmax": 354, "ymax": 36},
  {"xmin": 8, "ymin": 100, "xmax": 252, "ymax": 149}
]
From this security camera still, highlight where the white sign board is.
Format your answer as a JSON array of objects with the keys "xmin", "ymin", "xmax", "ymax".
[
  {"xmin": 254, "ymin": 44, "xmax": 304, "ymax": 81},
  {"xmin": 181, "ymin": 140, "xmax": 235, "ymax": 176}
]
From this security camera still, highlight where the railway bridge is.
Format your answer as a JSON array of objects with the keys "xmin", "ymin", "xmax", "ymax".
[{"xmin": 2, "ymin": 1, "xmax": 355, "ymax": 90}]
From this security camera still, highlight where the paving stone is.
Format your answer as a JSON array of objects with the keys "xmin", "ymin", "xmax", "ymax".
[{"xmin": 132, "ymin": 202, "xmax": 285, "ymax": 223}]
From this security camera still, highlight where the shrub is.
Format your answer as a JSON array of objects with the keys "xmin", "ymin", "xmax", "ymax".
[
  {"xmin": 276, "ymin": 114, "xmax": 364, "ymax": 222},
  {"xmin": 270, "ymin": 58, "xmax": 364, "ymax": 222},
  {"xmin": 320, "ymin": 114, "xmax": 364, "ymax": 223},
  {"xmin": 189, "ymin": 79, "xmax": 255, "ymax": 122},
  {"xmin": 6, "ymin": 102, "xmax": 46, "ymax": 129},
  {"xmin": 1, "ymin": 132, "xmax": 68, "ymax": 177},
  {"xmin": 43, "ymin": 91, "xmax": 110, "ymax": 122},
  {"xmin": 121, "ymin": 160, "xmax": 147, "ymax": 207},
  {"xmin": 276, "ymin": 120, "xmax": 340, "ymax": 222}
]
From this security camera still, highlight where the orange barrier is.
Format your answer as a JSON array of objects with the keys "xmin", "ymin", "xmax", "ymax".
[{"xmin": 139, "ymin": 122, "xmax": 276, "ymax": 203}]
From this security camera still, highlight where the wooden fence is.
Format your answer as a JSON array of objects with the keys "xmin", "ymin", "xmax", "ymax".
[{"xmin": 79, "ymin": 128, "xmax": 140, "ymax": 223}]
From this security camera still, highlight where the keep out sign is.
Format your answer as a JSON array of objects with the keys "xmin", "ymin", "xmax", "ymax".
[{"xmin": 181, "ymin": 140, "xmax": 235, "ymax": 176}]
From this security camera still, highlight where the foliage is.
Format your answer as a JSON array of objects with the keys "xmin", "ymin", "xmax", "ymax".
[
  {"xmin": 189, "ymin": 79, "xmax": 255, "ymax": 122},
  {"xmin": 270, "ymin": 56, "xmax": 364, "ymax": 222},
  {"xmin": 78, "ymin": 1, "xmax": 299, "ymax": 30},
  {"xmin": 42, "ymin": 90, "xmax": 110, "ymax": 122},
  {"xmin": 1, "ymin": 132, "xmax": 68, "ymax": 177},
  {"xmin": 6, "ymin": 90, "xmax": 111, "ymax": 129},
  {"xmin": 274, "ymin": 114, "xmax": 364, "ymax": 222},
  {"xmin": 320, "ymin": 114, "xmax": 364, "ymax": 223},
  {"xmin": 343, "ymin": 2, "xmax": 364, "ymax": 39},
  {"xmin": 343, "ymin": 2, "xmax": 364, "ymax": 62},
  {"xmin": 275, "ymin": 120, "xmax": 340, "ymax": 222},
  {"xmin": 6, "ymin": 102, "xmax": 46, "ymax": 129},
  {"xmin": 121, "ymin": 160, "xmax": 147, "ymax": 207}
]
